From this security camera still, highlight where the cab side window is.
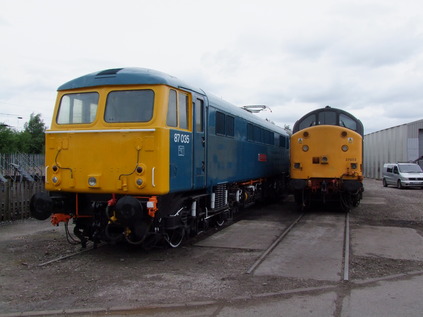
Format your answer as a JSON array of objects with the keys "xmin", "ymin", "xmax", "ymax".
[
  {"xmin": 179, "ymin": 93, "xmax": 188, "ymax": 129},
  {"xmin": 393, "ymin": 166, "xmax": 399, "ymax": 174},
  {"xmin": 167, "ymin": 89, "xmax": 190, "ymax": 130},
  {"xmin": 167, "ymin": 90, "xmax": 177, "ymax": 127}
]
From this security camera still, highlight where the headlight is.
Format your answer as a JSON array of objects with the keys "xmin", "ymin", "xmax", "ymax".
[
  {"xmin": 341, "ymin": 145, "xmax": 349, "ymax": 152},
  {"xmin": 88, "ymin": 177, "xmax": 97, "ymax": 186}
]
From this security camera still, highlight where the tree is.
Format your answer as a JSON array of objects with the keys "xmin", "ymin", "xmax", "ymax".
[
  {"xmin": 0, "ymin": 123, "xmax": 19, "ymax": 153},
  {"xmin": 21, "ymin": 113, "xmax": 46, "ymax": 154}
]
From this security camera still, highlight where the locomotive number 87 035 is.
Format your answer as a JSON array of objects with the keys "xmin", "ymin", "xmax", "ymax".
[{"xmin": 30, "ymin": 67, "xmax": 290, "ymax": 248}]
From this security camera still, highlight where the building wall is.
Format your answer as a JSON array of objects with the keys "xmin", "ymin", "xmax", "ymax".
[
  {"xmin": 407, "ymin": 120, "xmax": 423, "ymax": 161},
  {"xmin": 364, "ymin": 124, "xmax": 408, "ymax": 179},
  {"xmin": 364, "ymin": 119, "xmax": 423, "ymax": 179}
]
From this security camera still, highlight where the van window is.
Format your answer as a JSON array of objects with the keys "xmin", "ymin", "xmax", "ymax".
[
  {"xmin": 387, "ymin": 166, "xmax": 393, "ymax": 173},
  {"xmin": 399, "ymin": 164, "xmax": 423, "ymax": 173},
  {"xmin": 393, "ymin": 166, "xmax": 399, "ymax": 174}
]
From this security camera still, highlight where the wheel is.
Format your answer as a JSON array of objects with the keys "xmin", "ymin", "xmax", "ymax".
[
  {"xmin": 352, "ymin": 195, "xmax": 361, "ymax": 207},
  {"xmin": 397, "ymin": 180, "xmax": 403, "ymax": 189},
  {"xmin": 216, "ymin": 214, "xmax": 225, "ymax": 227},
  {"xmin": 165, "ymin": 228, "xmax": 185, "ymax": 248},
  {"xmin": 382, "ymin": 178, "xmax": 388, "ymax": 187}
]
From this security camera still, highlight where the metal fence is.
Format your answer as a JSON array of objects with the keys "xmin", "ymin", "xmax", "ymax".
[{"xmin": 0, "ymin": 154, "xmax": 45, "ymax": 222}]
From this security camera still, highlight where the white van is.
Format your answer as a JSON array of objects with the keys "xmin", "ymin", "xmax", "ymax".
[{"xmin": 382, "ymin": 163, "xmax": 423, "ymax": 189}]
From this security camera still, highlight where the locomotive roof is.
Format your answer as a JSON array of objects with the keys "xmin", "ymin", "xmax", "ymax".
[
  {"xmin": 293, "ymin": 106, "xmax": 364, "ymax": 135},
  {"xmin": 58, "ymin": 67, "xmax": 288, "ymax": 135},
  {"xmin": 58, "ymin": 67, "xmax": 201, "ymax": 92}
]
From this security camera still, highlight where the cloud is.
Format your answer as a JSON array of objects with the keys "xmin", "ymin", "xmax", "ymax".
[{"xmin": 1, "ymin": 0, "xmax": 423, "ymax": 135}]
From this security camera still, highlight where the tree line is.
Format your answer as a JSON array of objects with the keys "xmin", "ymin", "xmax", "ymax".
[{"xmin": 0, "ymin": 113, "xmax": 46, "ymax": 154}]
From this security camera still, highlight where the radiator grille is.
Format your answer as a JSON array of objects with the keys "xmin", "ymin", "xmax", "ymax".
[{"xmin": 214, "ymin": 183, "xmax": 227, "ymax": 210}]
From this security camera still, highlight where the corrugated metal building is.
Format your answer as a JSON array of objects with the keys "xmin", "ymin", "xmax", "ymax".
[{"xmin": 364, "ymin": 119, "xmax": 423, "ymax": 179}]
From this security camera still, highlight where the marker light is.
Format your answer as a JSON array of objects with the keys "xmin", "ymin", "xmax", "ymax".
[
  {"xmin": 341, "ymin": 145, "xmax": 349, "ymax": 152},
  {"xmin": 302, "ymin": 145, "xmax": 309, "ymax": 152}
]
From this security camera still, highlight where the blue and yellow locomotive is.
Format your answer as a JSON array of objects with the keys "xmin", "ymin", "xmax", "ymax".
[
  {"xmin": 30, "ymin": 68, "xmax": 290, "ymax": 248},
  {"xmin": 290, "ymin": 106, "xmax": 364, "ymax": 211}
]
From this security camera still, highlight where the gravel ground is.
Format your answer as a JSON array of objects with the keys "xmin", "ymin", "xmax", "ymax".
[{"xmin": 0, "ymin": 178, "xmax": 422, "ymax": 315}]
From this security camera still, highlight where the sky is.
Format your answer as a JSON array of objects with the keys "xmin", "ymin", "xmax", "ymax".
[{"xmin": 1, "ymin": 0, "xmax": 423, "ymax": 134}]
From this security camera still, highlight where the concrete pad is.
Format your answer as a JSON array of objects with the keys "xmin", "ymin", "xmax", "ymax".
[
  {"xmin": 195, "ymin": 220, "xmax": 286, "ymax": 250},
  {"xmin": 342, "ymin": 274, "xmax": 423, "ymax": 317},
  {"xmin": 218, "ymin": 291, "xmax": 337, "ymax": 317},
  {"xmin": 360, "ymin": 196, "xmax": 386, "ymax": 205},
  {"xmin": 352, "ymin": 226, "xmax": 423, "ymax": 260},
  {"xmin": 0, "ymin": 218, "xmax": 58, "ymax": 242},
  {"xmin": 254, "ymin": 214, "xmax": 345, "ymax": 281}
]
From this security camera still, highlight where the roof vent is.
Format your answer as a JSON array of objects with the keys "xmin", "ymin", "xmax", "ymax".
[{"xmin": 96, "ymin": 68, "xmax": 123, "ymax": 77}]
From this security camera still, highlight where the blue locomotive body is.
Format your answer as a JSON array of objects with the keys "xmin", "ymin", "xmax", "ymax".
[{"xmin": 30, "ymin": 68, "xmax": 289, "ymax": 248}]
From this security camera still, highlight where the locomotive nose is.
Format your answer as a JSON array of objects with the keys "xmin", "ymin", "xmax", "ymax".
[{"xmin": 30, "ymin": 192, "xmax": 53, "ymax": 220}]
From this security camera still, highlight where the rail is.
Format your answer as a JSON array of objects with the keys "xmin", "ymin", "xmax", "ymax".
[{"xmin": 246, "ymin": 211, "xmax": 351, "ymax": 281}]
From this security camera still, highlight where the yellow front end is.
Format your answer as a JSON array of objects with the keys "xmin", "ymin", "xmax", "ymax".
[
  {"xmin": 45, "ymin": 129, "xmax": 170, "ymax": 195},
  {"xmin": 290, "ymin": 125, "xmax": 363, "ymax": 181},
  {"xmin": 45, "ymin": 85, "xmax": 171, "ymax": 195}
]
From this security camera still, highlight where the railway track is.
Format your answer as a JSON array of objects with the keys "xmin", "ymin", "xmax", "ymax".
[
  {"xmin": 246, "ymin": 213, "xmax": 305, "ymax": 274},
  {"xmin": 246, "ymin": 211, "xmax": 351, "ymax": 282},
  {"xmin": 36, "ymin": 243, "xmax": 104, "ymax": 267}
]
